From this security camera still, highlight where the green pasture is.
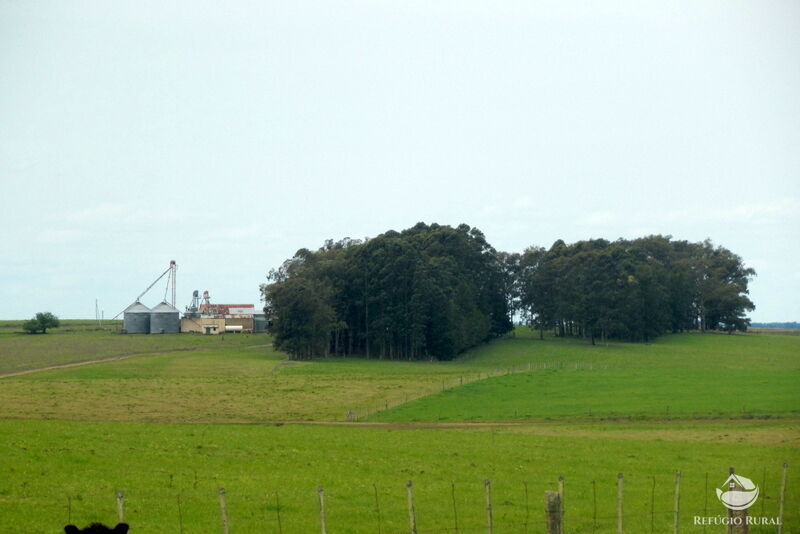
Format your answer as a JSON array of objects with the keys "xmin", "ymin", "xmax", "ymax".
[
  {"xmin": 0, "ymin": 419, "xmax": 796, "ymax": 534},
  {"xmin": 371, "ymin": 330, "xmax": 800, "ymax": 422},
  {"xmin": 0, "ymin": 327, "xmax": 798, "ymax": 532},
  {"xmin": 0, "ymin": 319, "xmax": 122, "ymax": 335},
  {"xmin": 0, "ymin": 323, "xmax": 259, "ymax": 376},
  {"xmin": 3, "ymin": 327, "xmax": 796, "ymax": 423},
  {"xmin": 0, "ymin": 332, "xmax": 463, "ymax": 422}
]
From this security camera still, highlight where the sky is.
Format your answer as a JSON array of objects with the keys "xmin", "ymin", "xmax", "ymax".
[{"xmin": 1, "ymin": 1, "xmax": 798, "ymax": 321}]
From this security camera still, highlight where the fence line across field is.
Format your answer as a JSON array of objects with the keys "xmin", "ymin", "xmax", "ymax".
[
  {"xmin": 57, "ymin": 464, "xmax": 788, "ymax": 534},
  {"xmin": 347, "ymin": 361, "xmax": 611, "ymax": 422}
]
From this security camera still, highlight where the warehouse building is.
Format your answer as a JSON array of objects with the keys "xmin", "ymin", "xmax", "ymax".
[{"xmin": 181, "ymin": 296, "xmax": 267, "ymax": 334}]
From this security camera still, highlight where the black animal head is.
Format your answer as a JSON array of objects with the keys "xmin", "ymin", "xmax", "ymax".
[{"xmin": 64, "ymin": 523, "xmax": 129, "ymax": 534}]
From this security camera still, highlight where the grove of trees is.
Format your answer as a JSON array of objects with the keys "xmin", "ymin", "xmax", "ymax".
[{"xmin": 262, "ymin": 224, "xmax": 756, "ymax": 359}]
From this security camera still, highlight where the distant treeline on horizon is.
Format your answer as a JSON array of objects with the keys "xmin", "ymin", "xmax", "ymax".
[
  {"xmin": 261, "ymin": 223, "xmax": 756, "ymax": 360},
  {"xmin": 751, "ymin": 322, "xmax": 799, "ymax": 329}
]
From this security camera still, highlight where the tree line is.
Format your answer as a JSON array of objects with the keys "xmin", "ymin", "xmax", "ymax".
[{"xmin": 261, "ymin": 223, "xmax": 755, "ymax": 360}]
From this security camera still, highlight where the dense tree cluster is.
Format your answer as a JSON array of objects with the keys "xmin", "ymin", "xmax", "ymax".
[
  {"xmin": 516, "ymin": 236, "xmax": 756, "ymax": 344},
  {"xmin": 261, "ymin": 223, "xmax": 512, "ymax": 360},
  {"xmin": 262, "ymin": 226, "xmax": 756, "ymax": 359}
]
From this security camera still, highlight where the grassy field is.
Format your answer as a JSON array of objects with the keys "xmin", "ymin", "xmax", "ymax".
[
  {"xmin": 371, "ymin": 330, "xmax": 800, "ymax": 422},
  {"xmin": 0, "ymin": 327, "xmax": 797, "ymax": 532},
  {"xmin": 749, "ymin": 328, "xmax": 800, "ymax": 336},
  {"xmin": 0, "ymin": 319, "xmax": 123, "ymax": 334},
  {"xmin": 0, "ymin": 420, "xmax": 796, "ymax": 534},
  {"xmin": 0, "ymin": 322, "xmax": 262, "ymax": 376}
]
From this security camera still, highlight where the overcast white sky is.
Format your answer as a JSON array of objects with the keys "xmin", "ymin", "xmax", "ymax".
[{"xmin": 1, "ymin": 1, "xmax": 798, "ymax": 321}]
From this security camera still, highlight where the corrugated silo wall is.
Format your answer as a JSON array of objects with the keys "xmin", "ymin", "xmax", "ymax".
[
  {"xmin": 123, "ymin": 312, "xmax": 150, "ymax": 334},
  {"xmin": 150, "ymin": 312, "xmax": 180, "ymax": 334}
]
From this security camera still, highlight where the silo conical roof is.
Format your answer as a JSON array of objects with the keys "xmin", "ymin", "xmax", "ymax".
[
  {"xmin": 151, "ymin": 301, "xmax": 179, "ymax": 313},
  {"xmin": 124, "ymin": 301, "xmax": 151, "ymax": 313}
]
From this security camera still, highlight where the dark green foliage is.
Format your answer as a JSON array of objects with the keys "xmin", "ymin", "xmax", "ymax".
[
  {"xmin": 263, "ymin": 228, "xmax": 755, "ymax": 355},
  {"xmin": 518, "ymin": 236, "xmax": 756, "ymax": 342},
  {"xmin": 262, "ymin": 223, "xmax": 513, "ymax": 360},
  {"xmin": 22, "ymin": 319, "xmax": 41, "ymax": 334},
  {"xmin": 22, "ymin": 312, "xmax": 60, "ymax": 334}
]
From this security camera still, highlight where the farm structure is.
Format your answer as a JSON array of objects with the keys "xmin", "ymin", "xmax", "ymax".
[
  {"xmin": 121, "ymin": 301, "xmax": 180, "ymax": 334},
  {"xmin": 181, "ymin": 291, "xmax": 267, "ymax": 334}
]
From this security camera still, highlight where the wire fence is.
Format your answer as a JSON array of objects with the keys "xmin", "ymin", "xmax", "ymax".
[
  {"xmin": 347, "ymin": 361, "xmax": 611, "ymax": 422},
  {"xmin": 16, "ymin": 464, "xmax": 791, "ymax": 534}
]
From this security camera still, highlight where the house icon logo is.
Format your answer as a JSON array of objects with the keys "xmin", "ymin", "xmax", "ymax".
[{"xmin": 716, "ymin": 473, "xmax": 759, "ymax": 510}]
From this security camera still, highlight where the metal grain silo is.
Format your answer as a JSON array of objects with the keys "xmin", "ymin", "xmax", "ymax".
[
  {"xmin": 150, "ymin": 301, "xmax": 180, "ymax": 334},
  {"xmin": 123, "ymin": 301, "xmax": 151, "ymax": 334}
]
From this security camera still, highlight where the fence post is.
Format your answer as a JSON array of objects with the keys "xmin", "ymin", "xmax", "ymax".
[
  {"xmin": 648, "ymin": 476, "xmax": 656, "ymax": 534},
  {"xmin": 451, "ymin": 482, "xmax": 459, "ymax": 533},
  {"xmin": 558, "ymin": 476, "xmax": 565, "ymax": 534},
  {"xmin": 318, "ymin": 486, "xmax": 327, "ymax": 534},
  {"xmin": 485, "ymin": 479, "xmax": 494, "ymax": 534},
  {"xmin": 617, "ymin": 473, "xmax": 624, "ymax": 534},
  {"xmin": 545, "ymin": 491, "xmax": 562, "ymax": 534},
  {"xmin": 275, "ymin": 492, "xmax": 283, "ymax": 534},
  {"xmin": 777, "ymin": 463, "xmax": 787, "ymax": 534},
  {"xmin": 524, "ymin": 481, "xmax": 530, "ymax": 534},
  {"xmin": 406, "ymin": 480, "xmax": 417, "ymax": 534},
  {"xmin": 116, "ymin": 491, "xmax": 125, "ymax": 523},
  {"xmin": 726, "ymin": 467, "xmax": 748, "ymax": 534},
  {"xmin": 760, "ymin": 467, "xmax": 767, "ymax": 518},
  {"xmin": 218, "ymin": 487, "xmax": 229, "ymax": 534},
  {"xmin": 177, "ymin": 495, "xmax": 184, "ymax": 534},
  {"xmin": 673, "ymin": 470, "xmax": 681, "ymax": 534},
  {"xmin": 373, "ymin": 484, "xmax": 382, "ymax": 534},
  {"xmin": 703, "ymin": 473, "xmax": 709, "ymax": 534}
]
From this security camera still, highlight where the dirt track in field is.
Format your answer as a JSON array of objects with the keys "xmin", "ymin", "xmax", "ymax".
[{"xmin": 0, "ymin": 344, "xmax": 272, "ymax": 379}]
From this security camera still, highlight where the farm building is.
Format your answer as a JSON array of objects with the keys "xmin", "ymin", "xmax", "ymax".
[{"xmin": 181, "ymin": 298, "xmax": 267, "ymax": 334}]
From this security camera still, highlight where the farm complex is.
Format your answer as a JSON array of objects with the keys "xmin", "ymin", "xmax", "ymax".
[{"xmin": 118, "ymin": 262, "xmax": 268, "ymax": 336}]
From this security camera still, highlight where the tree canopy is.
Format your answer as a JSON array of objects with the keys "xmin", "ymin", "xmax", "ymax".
[
  {"xmin": 261, "ymin": 223, "xmax": 512, "ymax": 360},
  {"xmin": 22, "ymin": 312, "xmax": 60, "ymax": 334},
  {"xmin": 262, "ymin": 226, "xmax": 756, "ymax": 359},
  {"xmin": 517, "ymin": 236, "xmax": 756, "ymax": 343}
]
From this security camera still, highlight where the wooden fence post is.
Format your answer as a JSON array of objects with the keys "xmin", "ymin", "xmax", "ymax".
[
  {"xmin": 558, "ymin": 476, "xmax": 565, "ymax": 534},
  {"xmin": 373, "ymin": 484, "xmax": 382, "ymax": 534},
  {"xmin": 318, "ymin": 486, "xmax": 327, "ymax": 534},
  {"xmin": 726, "ymin": 467, "xmax": 748, "ymax": 534},
  {"xmin": 116, "ymin": 491, "xmax": 125, "ymax": 523},
  {"xmin": 485, "ymin": 479, "xmax": 493, "ymax": 534},
  {"xmin": 406, "ymin": 480, "xmax": 417, "ymax": 534},
  {"xmin": 777, "ymin": 463, "xmax": 787, "ymax": 534},
  {"xmin": 218, "ymin": 487, "xmax": 229, "ymax": 534},
  {"xmin": 673, "ymin": 470, "xmax": 681, "ymax": 534},
  {"xmin": 177, "ymin": 495, "xmax": 184, "ymax": 534},
  {"xmin": 617, "ymin": 473, "xmax": 624, "ymax": 534},
  {"xmin": 545, "ymin": 491, "xmax": 562, "ymax": 534},
  {"xmin": 703, "ymin": 473, "xmax": 709, "ymax": 533},
  {"xmin": 275, "ymin": 492, "xmax": 283, "ymax": 534},
  {"xmin": 451, "ymin": 482, "xmax": 459, "ymax": 534},
  {"xmin": 524, "ymin": 481, "xmax": 530, "ymax": 534}
]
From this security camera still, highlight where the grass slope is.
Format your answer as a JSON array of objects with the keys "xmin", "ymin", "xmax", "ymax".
[{"xmin": 372, "ymin": 330, "xmax": 800, "ymax": 422}]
